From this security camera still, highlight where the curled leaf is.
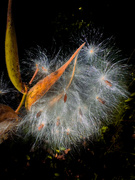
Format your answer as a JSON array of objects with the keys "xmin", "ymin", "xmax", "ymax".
[
  {"xmin": 5, "ymin": 0, "xmax": 24, "ymax": 93},
  {"xmin": 0, "ymin": 104, "xmax": 18, "ymax": 122},
  {"xmin": 25, "ymin": 43, "xmax": 85, "ymax": 110},
  {"xmin": 0, "ymin": 104, "xmax": 18, "ymax": 138}
]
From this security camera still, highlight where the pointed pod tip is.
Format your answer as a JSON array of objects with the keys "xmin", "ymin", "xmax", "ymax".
[{"xmin": 80, "ymin": 42, "xmax": 86, "ymax": 48}]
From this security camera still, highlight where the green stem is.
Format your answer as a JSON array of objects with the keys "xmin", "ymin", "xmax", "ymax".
[{"xmin": 15, "ymin": 84, "xmax": 28, "ymax": 114}]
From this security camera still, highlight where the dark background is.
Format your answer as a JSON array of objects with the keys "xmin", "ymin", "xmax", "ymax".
[
  {"xmin": 0, "ymin": 0, "xmax": 135, "ymax": 62},
  {"xmin": 0, "ymin": 1, "xmax": 135, "ymax": 179}
]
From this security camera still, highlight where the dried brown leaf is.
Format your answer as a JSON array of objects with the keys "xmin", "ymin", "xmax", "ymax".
[
  {"xmin": 0, "ymin": 104, "xmax": 18, "ymax": 139},
  {"xmin": 0, "ymin": 104, "xmax": 18, "ymax": 122}
]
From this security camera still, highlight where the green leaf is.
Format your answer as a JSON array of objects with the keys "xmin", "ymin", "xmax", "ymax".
[
  {"xmin": 131, "ymin": 92, "xmax": 135, "ymax": 97},
  {"xmin": 101, "ymin": 126, "xmax": 108, "ymax": 133},
  {"xmin": 5, "ymin": 0, "xmax": 24, "ymax": 93},
  {"xmin": 54, "ymin": 173, "xmax": 60, "ymax": 177},
  {"xmin": 125, "ymin": 98, "xmax": 133, "ymax": 103},
  {"xmin": 56, "ymin": 149, "xmax": 60, "ymax": 153},
  {"xmin": 26, "ymin": 155, "xmax": 30, "ymax": 161},
  {"xmin": 47, "ymin": 155, "xmax": 52, "ymax": 159}
]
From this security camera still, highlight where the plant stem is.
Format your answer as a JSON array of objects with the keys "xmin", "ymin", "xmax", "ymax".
[{"xmin": 15, "ymin": 84, "xmax": 28, "ymax": 114}]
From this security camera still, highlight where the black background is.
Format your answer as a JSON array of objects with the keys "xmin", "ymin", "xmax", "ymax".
[
  {"xmin": 0, "ymin": 0, "xmax": 135, "ymax": 63},
  {"xmin": 0, "ymin": 1, "xmax": 135, "ymax": 179}
]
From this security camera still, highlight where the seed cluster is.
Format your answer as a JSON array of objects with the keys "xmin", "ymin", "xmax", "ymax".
[{"xmin": 19, "ymin": 36, "xmax": 129, "ymax": 150}]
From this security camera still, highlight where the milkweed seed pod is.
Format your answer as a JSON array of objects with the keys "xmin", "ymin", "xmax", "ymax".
[{"xmin": 19, "ymin": 34, "xmax": 130, "ymax": 151}]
